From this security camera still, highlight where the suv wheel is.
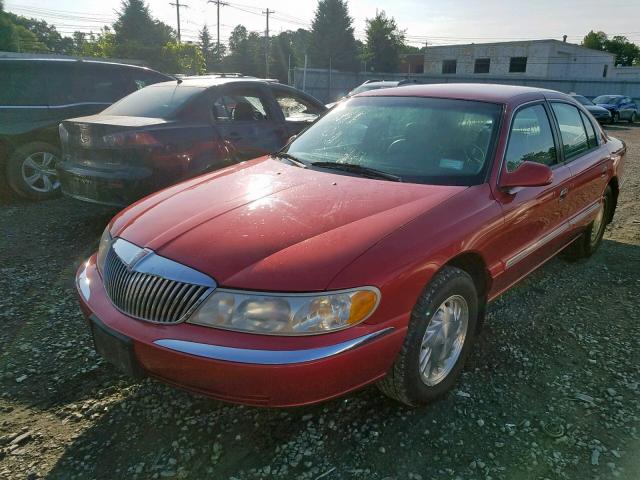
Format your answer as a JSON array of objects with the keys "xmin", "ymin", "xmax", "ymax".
[
  {"xmin": 7, "ymin": 142, "xmax": 61, "ymax": 200},
  {"xmin": 377, "ymin": 266, "xmax": 478, "ymax": 406}
]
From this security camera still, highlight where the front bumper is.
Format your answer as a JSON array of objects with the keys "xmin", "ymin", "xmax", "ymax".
[{"xmin": 76, "ymin": 256, "xmax": 406, "ymax": 407}]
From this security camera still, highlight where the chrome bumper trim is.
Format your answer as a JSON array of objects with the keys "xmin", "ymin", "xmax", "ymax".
[{"xmin": 153, "ymin": 327, "xmax": 395, "ymax": 365}]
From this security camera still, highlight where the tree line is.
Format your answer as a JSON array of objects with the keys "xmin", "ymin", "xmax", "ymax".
[
  {"xmin": 1, "ymin": 0, "xmax": 638, "ymax": 81},
  {"xmin": 0, "ymin": 0, "xmax": 418, "ymax": 80}
]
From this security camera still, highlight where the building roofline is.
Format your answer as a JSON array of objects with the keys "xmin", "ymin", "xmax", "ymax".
[{"xmin": 424, "ymin": 39, "xmax": 616, "ymax": 58}]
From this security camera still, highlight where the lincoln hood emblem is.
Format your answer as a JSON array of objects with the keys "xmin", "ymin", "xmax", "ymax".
[{"xmin": 125, "ymin": 248, "xmax": 152, "ymax": 272}]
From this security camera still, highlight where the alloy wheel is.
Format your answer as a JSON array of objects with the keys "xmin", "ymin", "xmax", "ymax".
[
  {"xmin": 418, "ymin": 295, "xmax": 469, "ymax": 386},
  {"xmin": 21, "ymin": 151, "xmax": 60, "ymax": 194}
]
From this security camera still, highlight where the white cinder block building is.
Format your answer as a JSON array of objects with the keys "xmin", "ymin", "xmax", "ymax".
[{"xmin": 423, "ymin": 39, "xmax": 622, "ymax": 80}]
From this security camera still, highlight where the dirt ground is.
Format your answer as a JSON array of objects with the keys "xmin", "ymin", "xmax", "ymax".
[{"xmin": 1, "ymin": 124, "xmax": 639, "ymax": 480}]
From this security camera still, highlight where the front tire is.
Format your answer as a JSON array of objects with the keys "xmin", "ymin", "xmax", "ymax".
[
  {"xmin": 377, "ymin": 266, "xmax": 478, "ymax": 406},
  {"xmin": 564, "ymin": 186, "xmax": 612, "ymax": 260},
  {"xmin": 630, "ymin": 112, "xmax": 637, "ymax": 124},
  {"xmin": 6, "ymin": 141, "xmax": 61, "ymax": 200},
  {"xmin": 612, "ymin": 112, "xmax": 620, "ymax": 124}
]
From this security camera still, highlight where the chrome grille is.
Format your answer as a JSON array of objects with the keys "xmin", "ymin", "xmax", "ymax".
[{"xmin": 102, "ymin": 244, "xmax": 213, "ymax": 324}]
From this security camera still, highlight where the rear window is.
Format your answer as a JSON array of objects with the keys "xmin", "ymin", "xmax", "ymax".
[{"xmin": 102, "ymin": 84, "xmax": 203, "ymax": 118}]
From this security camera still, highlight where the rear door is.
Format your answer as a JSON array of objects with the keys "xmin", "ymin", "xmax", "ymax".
[
  {"xmin": 549, "ymin": 101, "xmax": 611, "ymax": 235},
  {"xmin": 491, "ymin": 102, "xmax": 573, "ymax": 293},
  {"xmin": 270, "ymin": 86, "xmax": 326, "ymax": 137},
  {"xmin": 210, "ymin": 84, "xmax": 288, "ymax": 160}
]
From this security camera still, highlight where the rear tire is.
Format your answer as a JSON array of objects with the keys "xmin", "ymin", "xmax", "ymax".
[
  {"xmin": 377, "ymin": 266, "xmax": 478, "ymax": 406},
  {"xmin": 6, "ymin": 141, "xmax": 61, "ymax": 201},
  {"xmin": 564, "ymin": 186, "xmax": 612, "ymax": 261}
]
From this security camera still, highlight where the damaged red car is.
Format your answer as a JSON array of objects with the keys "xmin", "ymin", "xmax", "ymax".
[{"xmin": 77, "ymin": 84, "xmax": 625, "ymax": 407}]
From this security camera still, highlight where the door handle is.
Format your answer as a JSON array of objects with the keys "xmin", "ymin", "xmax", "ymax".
[{"xmin": 559, "ymin": 187, "xmax": 569, "ymax": 200}]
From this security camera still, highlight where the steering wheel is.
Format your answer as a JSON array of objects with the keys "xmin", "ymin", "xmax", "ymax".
[
  {"xmin": 464, "ymin": 144, "xmax": 485, "ymax": 170},
  {"xmin": 387, "ymin": 138, "xmax": 409, "ymax": 156}
]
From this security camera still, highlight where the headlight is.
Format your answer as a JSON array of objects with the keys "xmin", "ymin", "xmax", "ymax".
[
  {"xmin": 96, "ymin": 227, "xmax": 113, "ymax": 275},
  {"xmin": 188, "ymin": 288, "xmax": 380, "ymax": 335}
]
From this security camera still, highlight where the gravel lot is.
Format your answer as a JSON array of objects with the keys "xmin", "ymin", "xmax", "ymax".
[{"xmin": 1, "ymin": 124, "xmax": 639, "ymax": 480}]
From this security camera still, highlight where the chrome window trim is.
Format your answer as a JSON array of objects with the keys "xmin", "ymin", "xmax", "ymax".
[
  {"xmin": 154, "ymin": 327, "xmax": 394, "ymax": 365},
  {"xmin": 504, "ymin": 200, "xmax": 600, "ymax": 269}
]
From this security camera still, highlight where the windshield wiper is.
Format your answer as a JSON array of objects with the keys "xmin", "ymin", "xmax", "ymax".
[
  {"xmin": 272, "ymin": 152, "xmax": 307, "ymax": 168},
  {"xmin": 311, "ymin": 161, "xmax": 402, "ymax": 182}
]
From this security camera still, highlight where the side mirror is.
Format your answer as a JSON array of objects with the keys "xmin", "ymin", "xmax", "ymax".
[{"xmin": 499, "ymin": 161, "xmax": 553, "ymax": 190}]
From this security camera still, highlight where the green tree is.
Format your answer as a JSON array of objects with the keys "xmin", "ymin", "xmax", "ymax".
[
  {"xmin": 364, "ymin": 10, "xmax": 405, "ymax": 72},
  {"xmin": 112, "ymin": 0, "xmax": 175, "ymax": 66},
  {"xmin": 199, "ymin": 25, "xmax": 214, "ymax": 70},
  {"xmin": 582, "ymin": 30, "xmax": 608, "ymax": 51},
  {"xmin": 308, "ymin": 0, "xmax": 358, "ymax": 71},
  {"xmin": 583, "ymin": 30, "xmax": 640, "ymax": 66},
  {"xmin": 159, "ymin": 41, "xmax": 205, "ymax": 74},
  {"xmin": 605, "ymin": 35, "xmax": 640, "ymax": 66}
]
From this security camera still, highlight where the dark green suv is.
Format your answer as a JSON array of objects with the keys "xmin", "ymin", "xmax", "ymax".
[{"xmin": 0, "ymin": 58, "xmax": 171, "ymax": 200}]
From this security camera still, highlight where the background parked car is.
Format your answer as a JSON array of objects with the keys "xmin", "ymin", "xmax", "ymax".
[
  {"xmin": 58, "ymin": 76, "xmax": 327, "ymax": 207},
  {"xmin": 570, "ymin": 94, "xmax": 612, "ymax": 123},
  {"xmin": 0, "ymin": 58, "xmax": 172, "ymax": 200},
  {"xmin": 592, "ymin": 95, "xmax": 638, "ymax": 124},
  {"xmin": 327, "ymin": 78, "xmax": 422, "ymax": 107}
]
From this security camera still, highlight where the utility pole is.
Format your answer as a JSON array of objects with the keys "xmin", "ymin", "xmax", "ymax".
[
  {"xmin": 169, "ymin": 0, "xmax": 188, "ymax": 44},
  {"xmin": 208, "ymin": 0, "xmax": 227, "ymax": 54},
  {"xmin": 263, "ymin": 8, "xmax": 275, "ymax": 78}
]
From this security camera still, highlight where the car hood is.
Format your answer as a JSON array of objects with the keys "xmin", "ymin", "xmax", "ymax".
[
  {"xmin": 111, "ymin": 157, "xmax": 465, "ymax": 291},
  {"xmin": 585, "ymin": 105, "xmax": 611, "ymax": 114}
]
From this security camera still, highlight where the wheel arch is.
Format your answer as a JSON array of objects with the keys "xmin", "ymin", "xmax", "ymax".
[{"xmin": 441, "ymin": 251, "xmax": 492, "ymax": 331}]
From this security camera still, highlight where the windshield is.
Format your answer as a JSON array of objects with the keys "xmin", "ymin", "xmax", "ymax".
[
  {"xmin": 102, "ymin": 84, "xmax": 203, "ymax": 118},
  {"xmin": 286, "ymin": 96, "xmax": 502, "ymax": 186},
  {"xmin": 573, "ymin": 95, "xmax": 593, "ymax": 106},
  {"xmin": 593, "ymin": 95, "xmax": 620, "ymax": 105}
]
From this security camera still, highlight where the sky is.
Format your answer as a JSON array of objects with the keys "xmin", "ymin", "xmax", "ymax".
[{"xmin": 5, "ymin": 0, "xmax": 640, "ymax": 49}]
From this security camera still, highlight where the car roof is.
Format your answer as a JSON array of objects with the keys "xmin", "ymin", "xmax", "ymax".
[
  {"xmin": 151, "ymin": 77, "xmax": 283, "ymax": 89},
  {"xmin": 0, "ymin": 57, "xmax": 165, "ymax": 74},
  {"xmin": 359, "ymin": 83, "xmax": 571, "ymax": 105}
]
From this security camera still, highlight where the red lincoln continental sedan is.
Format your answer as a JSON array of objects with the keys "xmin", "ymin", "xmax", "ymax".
[{"xmin": 76, "ymin": 84, "xmax": 626, "ymax": 407}]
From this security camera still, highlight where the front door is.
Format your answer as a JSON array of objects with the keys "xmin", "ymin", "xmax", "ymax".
[
  {"xmin": 490, "ymin": 102, "xmax": 574, "ymax": 294},
  {"xmin": 211, "ymin": 85, "xmax": 288, "ymax": 160}
]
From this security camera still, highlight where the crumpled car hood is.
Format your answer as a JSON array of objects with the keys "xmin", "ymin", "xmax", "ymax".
[{"xmin": 111, "ymin": 157, "xmax": 465, "ymax": 291}]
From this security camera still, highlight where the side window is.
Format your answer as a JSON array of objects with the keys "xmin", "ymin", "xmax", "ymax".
[
  {"xmin": 212, "ymin": 89, "xmax": 271, "ymax": 122},
  {"xmin": 73, "ymin": 66, "xmax": 132, "ymax": 103},
  {"xmin": 505, "ymin": 104, "xmax": 557, "ymax": 172},
  {"xmin": 551, "ymin": 103, "xmax": 589, "ymax": 160},
  {"xmin": 579, "ymin": 111, "xmax": 598, "ymax": 149},
  {"xmin": 273, "ymin": 90, "xmax": 322, "ymax": 122},
  {"xmin": 0, "ymin": 62, "xmax": 47, "ymax": 106},
  {"xmin": 130, "ymin": 71, "xmax": 169, "ymax": 90}
]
